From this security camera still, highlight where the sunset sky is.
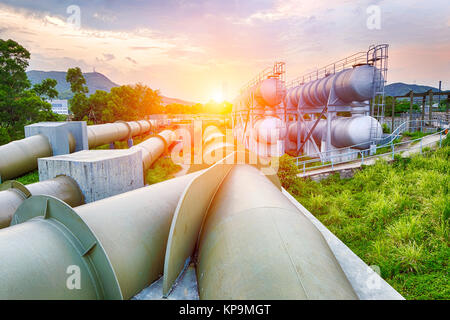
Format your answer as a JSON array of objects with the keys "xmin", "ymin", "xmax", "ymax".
[{"xmin": 0, "ymin": 0, "xmax": 449, "ymax": 102}]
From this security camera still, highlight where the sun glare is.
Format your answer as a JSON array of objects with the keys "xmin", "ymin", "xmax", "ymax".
[{"xmin": 211, "ymin": 90, "xmax": 224, "ymax": 103}]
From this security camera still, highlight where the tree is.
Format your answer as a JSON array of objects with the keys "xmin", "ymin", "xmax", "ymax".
[
  {"xmin": 32, "ymin": 78, "xmax": 58, "ymax": 100},
  {"xmin": 104, "ymin": 84, "xmax": 162, "ymax": 122},
  {"xmin": 0, "ymin": 39, "xmax": 30, "ymax": 95},
  {"xmin": 87, "ymin": 90, "xmax": 109, "ymax": 123},
  {"xmin": 66, "ymin": 67, "xmax": 89, "ymax": 120},
  {"xmin": 66, "ymin": 67, "xmax": 88, "ymax": 94},
  {"xmin": 0, "ymin": 39, "xmax": 60, "ymax": 142}
]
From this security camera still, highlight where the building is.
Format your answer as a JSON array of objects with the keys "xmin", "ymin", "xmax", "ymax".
[{"xmin": 47, "ymin": 99, "xmax": 69, "ymax": 115}]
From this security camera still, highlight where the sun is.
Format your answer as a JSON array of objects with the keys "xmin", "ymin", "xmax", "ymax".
[{"xmin": 211, "ymin": 90, "xmax": 224, "ymax": 103}]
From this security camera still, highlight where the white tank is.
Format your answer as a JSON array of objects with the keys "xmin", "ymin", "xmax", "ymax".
[
  {"xmin": 287, "ymin": 65, "xmax": 380, "ymax": 108},
  {"xmin": 254, "ymin": 78, "xmax": 286, "ymax": 107},
  {"xmin": 253, "ymin": 117, "xmax": 286, "ymax": 144},
  {"xmin": 288, "ymin": 115, "xmax": 382, "ymax": 149}
]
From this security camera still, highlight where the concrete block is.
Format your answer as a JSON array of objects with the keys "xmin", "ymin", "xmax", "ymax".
[
  {"xmin": 25, "ymin": 121, "xmax": 88, "ymax": 155},
  {"xmin": 38, "ymin": 149, "xmax": 144, "ymax": 203}
]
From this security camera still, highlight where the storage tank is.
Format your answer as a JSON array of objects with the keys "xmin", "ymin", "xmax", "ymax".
[
  {"xmin": 253, "ymin": 117, "xmax": 286, "ymax": 144},
  {"xmin": 287, "ymin": 65, "xmax": 380, "ymax": 108},
  {"xmin": 253, "ymin": 78, "xmax": 286, "ymax": 107},
  {"xmin": 288, "ymin": 115, "xmax": 382, "ymax": 149},
  {"xmin": 236, "ymin": 78, "xmax": 286, "ymax": 112}
]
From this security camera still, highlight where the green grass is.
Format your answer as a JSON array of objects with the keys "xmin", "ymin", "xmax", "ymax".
[
  {"xmin": 94, "ymin": 134, "xmax": 153, "ymax": 150},
  {"xmin": 144, "ymin": 156, "xmax": 181, "ymax": 185},
  {"xmin": 15, "ymin": 170, "xmax": 39, "ymax": 185},
  {"xmin": 402, "ymin": 131, "xmax": 431, "ymax": 140},
  {"xmin": 278, "ymin": 138, "xmax": 450, "ymax": 300}
]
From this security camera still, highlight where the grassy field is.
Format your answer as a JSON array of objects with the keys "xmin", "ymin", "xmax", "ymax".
[
  {"xmin": 15, "ymin": 170, "xmax": 39, "ymax": 185},
  {"xmin": 279, "ymin": 137, "xmax": 449, "ymax": 300},
  {"xmin": 144, "ymin": 156, "xmax": 181, "ymax": 185}
]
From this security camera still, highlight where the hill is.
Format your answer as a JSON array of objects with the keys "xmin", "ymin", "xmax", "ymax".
[
  {"xmin": 160, "ymin": 96, "xmax": 197, "ymax": 106},
  {"xmin": 385, "ymin": 82, "xmax": 442, "ymax": 97},
  {"xmin": 27, "ymin": 70, "xmax": 119, "ymax": 99},
  {"xmin": 26, "ymin": 70, "xmax": 196, "ymax": 105}
]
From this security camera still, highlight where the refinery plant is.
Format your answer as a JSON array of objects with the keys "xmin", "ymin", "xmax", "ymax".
[
  {"xmin": 233, "ymin": 45, "xmax": 388, "ymax": 160},
  {"xmin": 0, "ymin": 41, "xmax": 447, "ymax": 302}
]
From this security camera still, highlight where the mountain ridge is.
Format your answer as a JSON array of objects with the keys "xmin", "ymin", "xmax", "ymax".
[
  {"xmin": 26, "ymin": 70, "xmax": 196, "ymax": 105},
  {"xmin": 384, "ymin": 82, "xmax": 444, "ymax": 97}
]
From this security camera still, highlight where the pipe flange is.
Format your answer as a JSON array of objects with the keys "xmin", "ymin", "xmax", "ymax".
[
  {"xmin": 150, "ymin": 134, "xmax": 169, "ymax": 153},
  {"xmin": 146, "ymin": 119, "xmax": 153, "ymax": 132},
  {"xmin": 0, "ymin": 180, "xmax": 31, "ymax": 199},
  {"xmin": 135, "ymin": 121, "xmax": 144, "ymax": 135},
  {"xmin": 115, "ymin": 120, "xmax": 133, "ymax": 140},
  {"xmin": 11, "ymin": 195, "xmax": 123, "ymax": 300}
]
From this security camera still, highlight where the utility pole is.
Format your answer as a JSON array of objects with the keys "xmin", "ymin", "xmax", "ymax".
[
  {"xmin": 438, "ymin": 81, "xmax": 441, "ymax": 105},
  {"xmin": 391, "ymin": 97, "xmax": 396, "ymax": 132}
]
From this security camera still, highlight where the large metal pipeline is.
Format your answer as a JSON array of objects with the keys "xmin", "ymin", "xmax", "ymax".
[
  {"xmin": 286, "ymin": 65, "xmax": 379, "ymax": 108},
  {"xmin": 0, "ymin": 134, "xmax": 73, "ymax": 182},
  {"xmin": 0, "ymin": 120, "xmax": 153, "ymax": 182},
  {"xmin": 0, "ymin": 128, "xmax": 173, "ymax": 229},
  {"xmin": 196, "ymin": 164, "xmax": 358, "ymax": 299},
  {"xmin": 0, "ymin": 176, "xmax": 84, "ymax": 229},
  {"xmin": 86, "ymin": 120, "xmax": 152, "ymax": 149},
  {"xmin": 288, "ymin": 115, "xmax": 382, "ymax": 149},
  {"xmin": 131, "ymin": 130, "xmax": 176, "ymax": 171},
  {"xmin": 1, "ymin": 171, "xmax": 202, "ymax": 299}
]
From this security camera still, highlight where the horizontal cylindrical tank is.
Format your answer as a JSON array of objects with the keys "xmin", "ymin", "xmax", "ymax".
[
  {"xmin": 0, "ymin": 176, "xmax": 84, "ymax": 229},
  {"xmin": 254, "ymin": 78, "xmax": 286, "ymax": 107},
  {"xmin": 196, "ymin": 164, "xmax": 358, "ymax": 299},
  {"xmin": 287, "ymin": 65, "xmax": 379, "ymax": 108},
  {"xmin": 0, "ymin": 171, "xmax": 201, "ymax": 299},
  {"xmin": 235, "ymin": 78, "xmax": 286, "ymax": 112},
  {"xmin": 252, "ymin": 117, "xmax": 287, "ymax": 144},
  {"xmin": 288, "ymin": 115, "xmax": 382, "ymax": 149}
]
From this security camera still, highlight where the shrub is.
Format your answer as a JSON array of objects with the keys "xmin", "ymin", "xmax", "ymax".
[{"xmin": 281, "ymin": 145, "xmax": 450, "ymax": 299}]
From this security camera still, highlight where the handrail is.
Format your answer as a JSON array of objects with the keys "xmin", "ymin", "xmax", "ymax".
[
  {"xmin": 295, "ymin": 128, "xmax": 448, "ymax": 174},
  {"xmin": 293, "ymin": 118, "xmax": 448, "ymax": 163}
]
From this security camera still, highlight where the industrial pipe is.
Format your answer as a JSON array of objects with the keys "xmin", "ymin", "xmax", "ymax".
[
  {"xmin": 87, "ymin": 120, "xmax": 153, "ymax": 149},
  {"xmin": 0, "ymin": 134, "xmax": 64, "ymax": 182},
  {"xmin": 0, "ymin": 176, "xmax": 84, "ymax": 229},
  {"xmin": 1, "ymin": 171, "xmax": 202, "ymax": 299},
  {"xmin": 196, "ymin": 164, "xmax": 358, "ymax": 299},
  {"xmin": 131, "ymin": 130, "xmax": 176, "ymax": 171},
  {"xmin": 0, "ymin": 128, "xmax": 172, "ymax": 229},
  {"xmin": 0, "ymin": 120, "xmax": 153, "ymax": 182}
]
